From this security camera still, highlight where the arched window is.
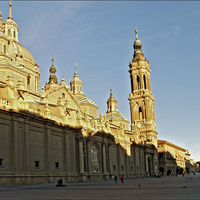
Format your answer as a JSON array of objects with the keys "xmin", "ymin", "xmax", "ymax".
[
  {"xmin": 131, "ymin": 75, "xmax": 134, "ymax": 92},
  {"xmin": 137, "ymin": 75, "xmax": 140, "ymax": 90},
  {"xmin": 143, "ymin": 74, "xmax": 147, "ymax": 89},
  {"xmin": 73, "ymin": 86, "xmax": 75, "ymax": 93},
  {"xmin": 13, "ymin": 30, "xmax": 16, "ymax": 38},
  {"xmin": 8, "ymin": 29, "xmax": 11, "ymax": 36},
  {"xmin": 139, "ymin": 107, "xmax": 142, "ymax": 120},
  {"xmin": 62, "ymin": 93, "xmax": 65, "ymax": 98}
]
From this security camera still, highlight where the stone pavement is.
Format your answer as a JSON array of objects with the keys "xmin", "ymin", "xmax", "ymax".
[{"xmin": 0, "ymin": 173, "xmax": 200, "ymax": 200}]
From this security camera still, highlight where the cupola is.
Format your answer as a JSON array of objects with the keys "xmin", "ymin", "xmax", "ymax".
[
  {"xmin": 48, "ymin": 56, "xmax": 58, "ymax": 84},
  {"xmin": 106, "ymin": 87, "xmax": 118, "ymax": 113},
  {"xmin": 70, "ymin": 62, "xmax": 83, "ymax": 95},
  {"xmin": 2, "ymin": 1, "xmax": 19, "ymax": 42},
  {"xmin": 133, "ymin": 28, "xmax": 143, "ymax": 56}
]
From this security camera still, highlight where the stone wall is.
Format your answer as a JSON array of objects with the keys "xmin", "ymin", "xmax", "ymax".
[{"xmin": 0, "ymin": 109, "xmax": 157, "ymax": 184}]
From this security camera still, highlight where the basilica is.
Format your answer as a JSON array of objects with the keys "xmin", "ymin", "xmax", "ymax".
[{"xmin": 0, "ymin": 3, "xmax": 158, "ymax": 184}]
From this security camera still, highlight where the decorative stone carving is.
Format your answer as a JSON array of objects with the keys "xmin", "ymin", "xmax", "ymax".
[{"xmin": 91, "ymin": 144, "xmax": 99, "ymax": 173}]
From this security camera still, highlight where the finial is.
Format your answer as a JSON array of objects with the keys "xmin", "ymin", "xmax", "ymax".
[
  {"xmin": 110, "ymin": 86, "xmax": 113, "ymax": 95},
  {"xmin": 52, "ymin": 55, "xmax": 54, "ymax": 65},
  {"xmin": 8, "ymin": 0, "xmax": 13, "ymax": 20},
  {"xmin": 74, "ymin": 62, "xmax": 78, "ymax": 76},
  {"xmin": 135, "ymin": 27, "xmax": 138, "ymax": 40},
  {"xmin": 63, "ymin": 70, "xmax": 65, "ymax": 78},
  {"xmin": 0, "ymin": 11, "xmax": 2, "ymax": 31}
]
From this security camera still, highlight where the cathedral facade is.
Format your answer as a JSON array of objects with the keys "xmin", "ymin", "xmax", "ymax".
[{"xmin": 0, "ymin": 3, "xmax": 158, "ymax": 184}]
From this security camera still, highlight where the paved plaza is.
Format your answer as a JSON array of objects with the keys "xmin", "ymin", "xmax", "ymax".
[{"xmin": 0, "ymin": 173, "xmax": 200, "ymax": 200}]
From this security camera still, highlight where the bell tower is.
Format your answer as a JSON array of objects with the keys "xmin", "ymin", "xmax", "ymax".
[{"xmin": 128, "ymin": 29, "xmax": 158, "ymax": 146}]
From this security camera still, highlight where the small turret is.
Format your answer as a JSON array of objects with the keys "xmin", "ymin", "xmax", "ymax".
[
  {"xmin": 106, "ymin": 87, "xmax": 118, "ymax": 113},
  {"xmin": 133, "ymin": 28, "xmax": 143, "ymax": 57},
  {"xmin": 8, "ymin": 1, "xmax": 13, "ymax": 20},
  {"xmin": 48, "ymin": 56, "xmax": 58, "ymax": 84},
  {"xmin": 70, "ymin": 62, "xmax": 83, "ymax": 95},
  {"xmin": 2, "ymin": 1, "xmax": 19, "ymax": 42}
]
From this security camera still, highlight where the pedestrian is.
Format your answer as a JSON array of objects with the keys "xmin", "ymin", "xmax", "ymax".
[
  {"xmin": 114, "ymin": 175, "xmax": 117, "ymax": 183},
  {"xmin": 120, "ymin": 175, "xmax": 124, "ymax": 183}
]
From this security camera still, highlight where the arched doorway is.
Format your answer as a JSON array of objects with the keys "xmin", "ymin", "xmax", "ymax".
[{"xmin": 159, "ymin": 167, "xmax": 164, "ymax": 174}]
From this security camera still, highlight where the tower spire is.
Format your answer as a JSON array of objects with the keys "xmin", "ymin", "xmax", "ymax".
[
  {"xmin": 74, "ymin": 62, "xmax": 78, "ymax": 76},
  {"xmin": 0, "ymin": 11, "xmax": 2, "ymax": 32},
  {"xmin": 8, "ymin": 0, "xmax": 13, "ymax": 20},
  {"xmin": 133, "ymin": 27, "xmax": 143, "ymax": 56},
  {"xmin": 52, "ymin": 55, "xmax": 54, "ymax": 65},
  {"xmin": 135, "ymin": 27, "xmax": 138, "ymax": 40}
]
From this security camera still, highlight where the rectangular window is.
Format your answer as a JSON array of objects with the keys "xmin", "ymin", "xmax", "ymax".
[
  {"xmin": 0, "ymin": 158, "xmax": 3, "ymax": 166},
  {"xmin": 55, "ymin": 162, "xmax": 59, "ymax": 169},
  {"xmin": 121, "ymin": 165, "xmax": 124, "ymax": 170},
  {"xmin": 131, "ymin": 166, "xmax": 133, "ymax": 170},
  {"xmin": 113, "ymin": 165, "xmax": 116, "ymax": 170},
  {"xmin": 35, "ymin": 161, "xmax": 40, "ymax": 168}
]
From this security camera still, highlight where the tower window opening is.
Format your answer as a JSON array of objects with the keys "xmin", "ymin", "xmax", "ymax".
[
  {"xmin": 137, "ymin": 75, "xmax": 140, "ymax": 90},
  {"xmin": 62, "ymin": 93, "xmax": 65, "ymax": 99},
  {"xmin": 143, "ymin": 75, "xmax": 147, "ymax": 89},
  {"xmin": 13, "ymin": 31, "xmax": 16, "ymax": 38},
  {"xmin": 131, "ymin": 76, "xmax": 134, "ymax": 92},
  {"xmin": 72, "ymin": 86, "xmax": 75, "ymax": 93},
  {"xmin": 27, "ymin": 75, "xmax": 31, "ymax": 90},
  {"xmin": 139, "ymin": 107, "xmax": 142, "ymax": 120},
  {"xmin": 4, "ymin": 45, "xmax": 6, "ymax": 54},
  {"xmin": 8, "ymin": 29, "xmax": 11, "ymax": 36}
]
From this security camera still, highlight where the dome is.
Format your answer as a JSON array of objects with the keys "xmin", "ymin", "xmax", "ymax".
[
  {"xmin": 134, "ymin": 39, "xmax": 142, "ymax": 47},
  {"xmin": 3, "ymin": 18, "xmax": 18, "ymax": 29},
  {"xmin": 70, "ymin": 63, "xmax": 82, "ymax": 84},
  {"xmin": 71, "ymin": 75, "xmax": 82, "ymax": 84},
  {"xmin": 11, "ymin": 41, "xmax": 36, "ymax": 64}
]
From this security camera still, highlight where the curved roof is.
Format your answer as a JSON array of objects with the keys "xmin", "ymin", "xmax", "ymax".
[
  {"xmin": 75, "ymin": 96, "xmax": 97, "ymax": 106},
  {"xmin": 104, "ymin": 112, "xmax": 128, "ymax": 121},
  {"xmin": 11, "ymin": 41, "xmax": 36, "ymax": 64}
]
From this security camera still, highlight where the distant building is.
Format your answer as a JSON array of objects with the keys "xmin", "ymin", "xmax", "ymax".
[
  {"xmin": 0, "ymin": 3, "xmax": 158, "ymax": 184},
  {"xmin": 157, "ymin": 140, "xmax": 191, "ymax": 175}
]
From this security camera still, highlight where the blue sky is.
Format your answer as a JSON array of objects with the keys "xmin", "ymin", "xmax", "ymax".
[{"xmin": 1, "ymin": 1, "xmax": 200, "ymax": 162}]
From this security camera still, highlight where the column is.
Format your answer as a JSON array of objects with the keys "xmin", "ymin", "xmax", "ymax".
[
  {"xmin": 11, "ymin": 114, "xmax": 19, "ymax": 172},
  {"xmin": 45, "ymin": 122, "xmax": 53, "ymax": 183},
  {"xmin": 108, "ymin": 142, "xmax": 113, "ymax": 174},
  {"xmin": 133, "ymin": 145, "xmax": 137, "ymax": 177},
  {"xmin": 140, "ymin": 72, "xmax": 144, "ymax": 89},
  {"xmin": 133, "ymin": 74, "xmax": 137, "ymax": 91},
  {"xmin": 71, "ymin": 133, "xmax": 76, "ymax": 174},
  {"xmin": 63, "ymin": 128, "xmax": 69, "ymax": 173},
  {"xmin": 87, "ymin": 137, "xmax": 92, "ymax": 174},
  {"xmin": 78, "ymin": 136, "xmax": 84, "ymax": 173},
  {"xmin": 124, "ymin": 149, "xmax": 129, "ymax": 177},
  {"xmin": 102, "ymin": 142, "xmax": 107, "ymax": 173},
  {"xmin": 24, "ymin": 117, "xmax": 30, "ymax": 173},
  {"xmin": 117, "ymin": 144, "xmax": 121, "ymax": 175}
]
